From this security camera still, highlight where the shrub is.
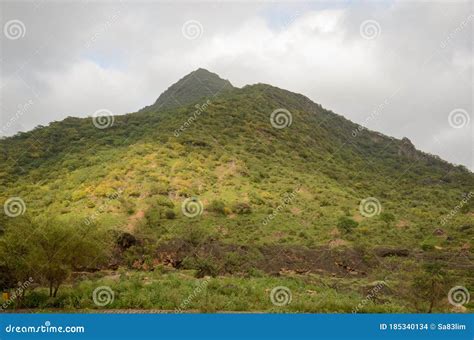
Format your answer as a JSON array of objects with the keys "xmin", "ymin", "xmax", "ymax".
[
  {"xmin": 182, "ymin": 226, "xmax": 209, "ymax": 246},
  {"xmin": 164, "ymin": 209, "xmax": 176, "ymax": 219},
  {"xmin": 232, "ymin": 202, "xmax": 252, "ymax": 214},
  {"xmin": 195, "ymin": 258, "xmax": 219, "ymax": 278},
  {"xmin": 380, "ymin": 212, "xmax": 396, "ymax": 226},
  {"xmin": 337, "ymin": 216, "xmax": 359, "ymax": 233},
  {"xmin": 156, "ymin": 196, "xmax": 174, "ymax": 208},
  {"xmin": 145, "ymin": 208, "xmax": 161, "ymax": 227},
  {"xmin": 23, "ymin": 291, "xmax": 49, "ymax": 308},
  {"xmin": 208, "ymin": 200, "xmax": 226, "ymax": 215},
  {"xmin": 421, "ymin": 241, "xmax": 435, "ymax": 251},
  {"xmin": 182, "ymin": 257, "xmax": 219, "ymax": 278}
]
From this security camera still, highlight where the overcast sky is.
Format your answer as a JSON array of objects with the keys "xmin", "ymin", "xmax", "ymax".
[{"xmin": 1, "ymin": 0, "xmax": 472, "ymax": 170}]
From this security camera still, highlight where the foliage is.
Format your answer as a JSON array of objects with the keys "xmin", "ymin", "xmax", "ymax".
[
  {"xmin": 379, "ymin": 212, "xmax": 396, "ymax": 226},
  {"xmin": 0, "ymin": 216, "xmax": 111, "ymax": 297},
  {"xmin": 0, "ymin": 69, "xmax": 473, "ymax": 312},
  {"xmin": 411, "ymin": 262, "xmax": 453, "ymax": 313},
  {"xmin": 337, "ymin": 217, "xmax": 359, "ymax": 233}
]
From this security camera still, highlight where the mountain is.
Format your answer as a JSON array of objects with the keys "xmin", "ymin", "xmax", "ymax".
[
  {"xmin": 0, "ymin": 69, "xmax": 472, "ymax": 312},
  {"xmin": 144, "ymin": 68, "xmax": 234, "ymax": 112}
]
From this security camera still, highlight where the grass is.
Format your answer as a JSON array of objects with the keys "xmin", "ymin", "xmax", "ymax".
[{"xmin": 17, "ymin": 269, "xmax": 411, "ymax": 313}]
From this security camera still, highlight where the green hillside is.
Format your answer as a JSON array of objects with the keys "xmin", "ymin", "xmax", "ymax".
[{"xmin": 0, "ymin": 69, "xmax": 472, "ymax": 313}]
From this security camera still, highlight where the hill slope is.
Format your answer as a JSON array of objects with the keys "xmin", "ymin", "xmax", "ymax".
[{"xmin": 0, "ymin": 69, "xmax": 472, "ymax": 312}]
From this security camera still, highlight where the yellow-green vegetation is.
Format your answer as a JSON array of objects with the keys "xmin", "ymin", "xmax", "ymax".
[{"xmin": 0, "ymin": 69, "xmax": 472, "ymax": 313}]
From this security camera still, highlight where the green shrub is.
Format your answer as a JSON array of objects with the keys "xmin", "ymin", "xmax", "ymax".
[
  {"xmin": 233, "ymin": 202, "xmax": 252, "ymax": 214},
  {"xmin": 156, "ymin": 196, "xmax": 174, "ymax": 208},
  {"xmin": 23, "ymin": 291, "xmax": 49, "ymax": 308},
  {"xmin": 182, "ymin": 226, "xmax": 210, "ymax": 246},
  {"xmin": 421, "ymin": 241, "xmax": 435, "ymax": 251},
  {"xmin": 208, "ymin": 200, "xmax": 226, "ymax": 215},
  {"xmin": 164, "ymin": 209, "xmax": 176, "ymax": 219},
  {"xmin": 380, "ymin": 212, "xmax": 396, "ymax": 226},
  {"xmin": 337, "ymin": 216, "xmax": 359, "ymax": 233},
  {"xmin": 195, "ymin": 258, "xmax": 219, "ymax": 278},
  {"xmin": 181, "ymin": 257, "xmax": 219, "ymax": 278}
]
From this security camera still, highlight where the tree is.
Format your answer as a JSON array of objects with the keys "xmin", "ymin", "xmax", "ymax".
[
  {"xmin": 0, "ymin": 215, "xmax": 111, "ymax": 298},
  {"xmin": 0, "ymin": 216, "xmax": 37, "ymax": 307},
  {"xmin": 411, "ymin": 262, "xmax": 452, "ymax": 313}
]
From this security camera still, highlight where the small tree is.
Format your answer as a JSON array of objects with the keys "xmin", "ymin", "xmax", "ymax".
[
  {"xmin": 0, "ymin": 216, "xmax": 36, "ymax": 307},
  {"xmin": 0, "ymin": 216, "xmax": 111, "ymax": 298},
  {"xmin": 411, "ymin": 262, "xmax": 452, "ymax": 313}
]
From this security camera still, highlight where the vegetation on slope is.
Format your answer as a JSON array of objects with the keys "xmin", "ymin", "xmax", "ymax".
[{"xmin": 0, "ymin": 69, "xmax": 472, "ymax": 312}]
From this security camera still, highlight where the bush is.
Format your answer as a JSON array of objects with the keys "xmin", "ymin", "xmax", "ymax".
[
  {"xmin": 208, "ymin": 200, "xmax": 226, "ymax": 215},
  {"xmin": 380, "ymin": 212, "xmax": 396, "ymax": 226},
  {"xmin": 145, "ymin": 208, "xmax": 161, "ymax": 227},
  {"xmin": 182, "ymin": 226, "xmax": 209, "ymax": 246},
  {"xmin": 156, "ymin": 196, "xmax": 174, "ymax": 208},
  {"xmin": 181, "ymin": 257, "xmax": 219, "ymax": 278},
  {"xmin": 421, "ymin": 241, "xmax": 435, "ymax": 251},
  {"xmin": 337, "ymin": 217, "xmax": 359, "ymax": 233},
  {"xmin": 195, "ymin": 258, "xmax": 219, "ymax": 278},
  {"xmin": 23, "ymin": 291, "xmax": 49, "ymax": 308},
  {"xmin": 232, "ymin": 202, "xmax": 252, "ymax": 214},
  {"xmin": 164, "ymin": 209, "xmax": 176, "ymax": 219}
]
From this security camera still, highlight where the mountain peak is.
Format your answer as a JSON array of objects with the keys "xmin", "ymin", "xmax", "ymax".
[{"xmin": 149, "ymin": 68, "xmax": 235, "ymax": 111}]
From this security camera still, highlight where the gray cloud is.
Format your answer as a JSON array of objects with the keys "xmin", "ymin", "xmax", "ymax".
[{"xmin": 0, "ymin": 0, "xmax": 472, "ymax": 169}]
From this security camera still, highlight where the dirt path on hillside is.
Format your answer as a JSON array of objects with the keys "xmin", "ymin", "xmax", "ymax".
[{"xmin": 125, "ymin": 209, "xmax": 145, "ymax": 232}]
